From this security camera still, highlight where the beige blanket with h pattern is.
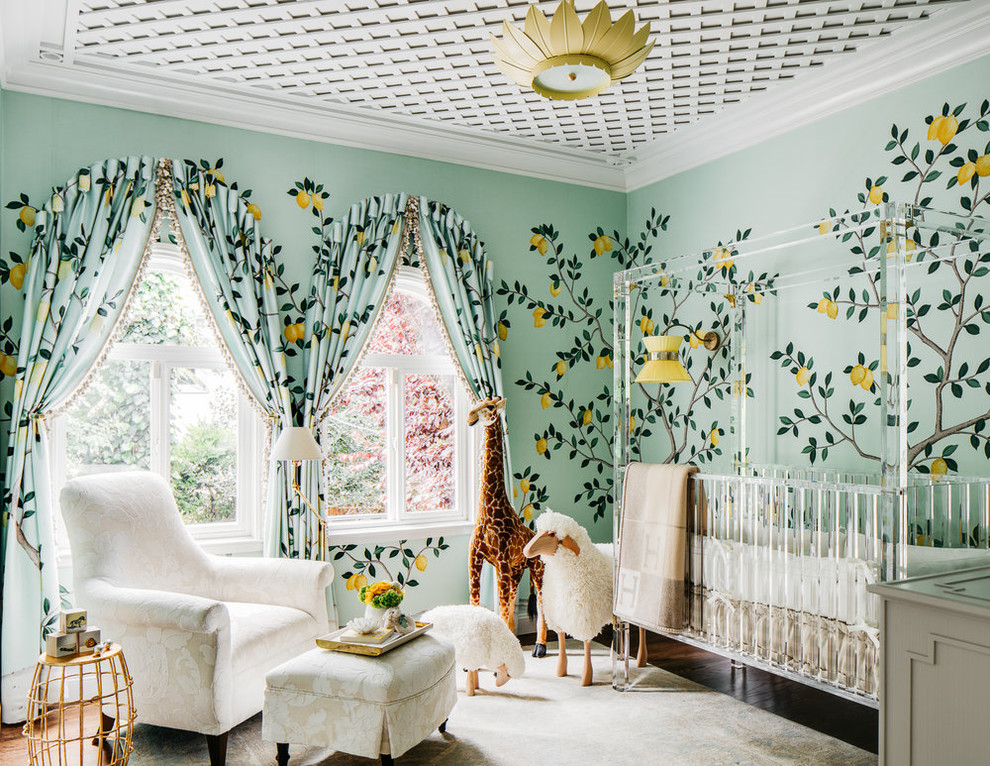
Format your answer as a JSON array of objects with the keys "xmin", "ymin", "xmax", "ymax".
[{"xmin": 615, "ymin": 462, "xmax": 698, "ymax": 635}]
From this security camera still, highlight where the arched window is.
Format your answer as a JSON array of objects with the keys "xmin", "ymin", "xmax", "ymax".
[
  {"xmin": 320, "ymin": 267, "xmax": 476, "ymax": 541},
  {"xmin": 51, "ymin": 242, "xmax": 265, "ymax": 554}
]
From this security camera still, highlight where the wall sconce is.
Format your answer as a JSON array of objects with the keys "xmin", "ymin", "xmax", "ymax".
[
  {"xmin": 271, "ymin": 426, "xmax": 327, "ymax": 559},
  {"xmin": 635, "ymin": 322, "xmax": 721, "ymax": 383}
]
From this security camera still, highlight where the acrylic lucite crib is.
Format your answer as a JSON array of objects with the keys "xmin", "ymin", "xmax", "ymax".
[{"xmin": 611, "ymin": 204, "xmax": 990, "ymax": 704}]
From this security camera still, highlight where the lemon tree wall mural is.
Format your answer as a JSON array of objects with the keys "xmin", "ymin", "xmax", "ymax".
[
  {"xmin": 497, "ymin": 213, "xmax": 777, "ymax": 524},
  {"xmin": 771, "ymin": 99, "xmax": 990, "ymax": 475}
]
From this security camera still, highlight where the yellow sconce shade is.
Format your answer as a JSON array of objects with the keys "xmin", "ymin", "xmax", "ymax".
[{"xmin": 636, "ymin": 335, "xmax": 691, "ymax": 383}]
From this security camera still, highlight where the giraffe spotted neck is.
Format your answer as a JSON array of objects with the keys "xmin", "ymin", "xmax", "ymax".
[{"xmin": 479, "ymin": 416, "xmax": 509, "ymax": 515}]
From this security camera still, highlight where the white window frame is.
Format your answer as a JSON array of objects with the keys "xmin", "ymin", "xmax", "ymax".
[
  {"xmin": 51, "ymin": 244, "xmax": 265, "ymax": 559},
  {"xmin": 322, "ymin": 267, "xmax": 478, "ymax": 545}
]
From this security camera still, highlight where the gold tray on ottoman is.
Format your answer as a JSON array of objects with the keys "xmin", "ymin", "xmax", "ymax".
[{"xmin": 315, "ymin": 622, "xmax": 432, "ymax": 656}]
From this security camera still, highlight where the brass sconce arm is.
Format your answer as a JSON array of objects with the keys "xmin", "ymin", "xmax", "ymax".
[{"xmin": 663, "ymin": 321, "xmax": 722, "ymax": 352}]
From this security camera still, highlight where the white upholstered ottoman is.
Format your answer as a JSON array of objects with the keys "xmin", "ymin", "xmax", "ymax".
[{"xmin": 262, "ymin": 635, "xmax": 456, "ymax": 765}]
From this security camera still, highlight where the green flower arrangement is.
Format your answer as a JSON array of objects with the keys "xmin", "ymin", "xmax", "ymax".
[{"xmin": 359, "ymin": 580, "xmax": 405, "ymax": 609}]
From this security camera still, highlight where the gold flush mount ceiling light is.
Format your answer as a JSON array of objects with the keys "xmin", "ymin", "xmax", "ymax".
[{"xmin": 490, "ymin": 0, "xmax": 654, "ymax": 101}]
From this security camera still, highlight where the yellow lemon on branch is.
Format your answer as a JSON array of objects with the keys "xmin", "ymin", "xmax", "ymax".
[
  {"xmin": 533, "ymin": 307, "xmax": 546, "ymax": 328},
  {"xmin": 959, "ymin": 162, "xmax": 977, "ymax": 185},
  {"xmin": 9, "ymin": 263, "xmax": 27, "ymax": 290},
  {"xmin": 593, "ymin": 235, "xmax": 612, "ymax": 257},
  {"xmin": 796, "ymin": 367, "xmax": 810, "ymax": 386}
]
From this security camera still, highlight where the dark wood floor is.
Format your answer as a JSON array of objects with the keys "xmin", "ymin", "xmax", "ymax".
[
  {"xmin": 588, "ymin": 627, "xmax": 879, "ymax": 754},
  {"xmin": 2, "ymin": 629, "xmax": 878, "ymax": 762}
]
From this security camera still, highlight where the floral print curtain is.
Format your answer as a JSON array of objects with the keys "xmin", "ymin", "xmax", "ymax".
[
  {"xmin": 290, "ymin": 193, "xmax": 408, "ymax": 559},
  {"xmin": 167, "ymin": 159, "xmax": 296, "ymax": 559},
  {"xmin": 0, "ymin": 156, "xmax": 157, "ymax": 713},
  {"xmin": 415, "ymin": 196, "xmax": 511, "ymax": 498},
  {"xmin": 416, "ymin": 197, "xmax": 504, "ymax": 402}
]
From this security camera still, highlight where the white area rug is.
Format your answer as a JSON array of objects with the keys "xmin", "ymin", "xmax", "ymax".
[{"xmin": 130, "ymin": 642, "xmax": 875, "ymax": 765}]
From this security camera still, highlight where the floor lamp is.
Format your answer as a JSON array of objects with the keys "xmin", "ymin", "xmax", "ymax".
[{"xmin": 271, "ymin": 426, "xmax": 327, "ymax": 560}]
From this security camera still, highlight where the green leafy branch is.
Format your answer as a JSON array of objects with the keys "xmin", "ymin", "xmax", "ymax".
[
  {"xmin": 329, "ymin": 538, "xmax": 450, "ymax": 590},
  {"xmin": 776, "ymin": 100, "xmax": 990, "ymax": 474}
]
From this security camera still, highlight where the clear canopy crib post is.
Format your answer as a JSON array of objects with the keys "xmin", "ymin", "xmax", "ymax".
[{"xmin": 878, "ymin": 202, "xmax": 909, "ymax": 583}]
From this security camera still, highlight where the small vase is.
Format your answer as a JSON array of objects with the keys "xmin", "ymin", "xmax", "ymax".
[{"xmin": 363, "ymin": 604, "xmax": 386, "ymax": 625}]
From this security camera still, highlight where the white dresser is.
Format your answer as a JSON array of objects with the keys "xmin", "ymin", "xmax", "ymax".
[{"xmin": 869, "ymin": 566, "xmax": 990, "ymax": 766}]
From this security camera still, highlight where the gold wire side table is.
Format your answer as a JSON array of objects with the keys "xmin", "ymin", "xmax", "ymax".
[{"xmin": 24, "ymin": 643, "xmax": 135, "ymax": 765}]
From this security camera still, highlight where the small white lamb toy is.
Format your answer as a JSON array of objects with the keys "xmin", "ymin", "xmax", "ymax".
[
  {"xmin": 422, "ymin": 604, "xmax": 526, "ymax": 696},
  {"xmin": 380, "ymin": 606, "xmax": 415, "ymax": 635},
  {"xmin": 523, "ymin": 510, "xmax": 613, "ymax": 686}
]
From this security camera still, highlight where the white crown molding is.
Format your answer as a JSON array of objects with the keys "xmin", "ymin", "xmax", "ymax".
[
  {"xmin": 624, "ymin": 3, "xmax": 990, "ymax": 192},
  {"xmin": 0, "ymin": 58, "xmax": 627, "ymax": 192},
  {"xmin": 1, "ymin": 2, "xmax": 987, "ymax": 196}
]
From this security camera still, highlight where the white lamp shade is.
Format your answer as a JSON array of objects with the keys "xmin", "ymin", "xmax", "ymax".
[{"xmin": 271, "ymin": 426, "xmax": 323, "ymax": 461}]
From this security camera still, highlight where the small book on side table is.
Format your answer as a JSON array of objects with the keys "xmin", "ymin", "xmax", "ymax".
[{"xmin": 339, "ymin": 627, "xmax": 394, "ymax": 645}]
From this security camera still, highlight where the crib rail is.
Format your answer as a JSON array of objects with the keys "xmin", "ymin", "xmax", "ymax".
[
  {"xmin": 686, "ymin": 470, "xmax": 883, "ymax": 700},
  {"xmin": 613, "ymin": 466, "xmax": 990, "ymax": 701}
]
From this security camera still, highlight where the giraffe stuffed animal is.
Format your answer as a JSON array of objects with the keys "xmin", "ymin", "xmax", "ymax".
[{"xmin": 467, "ymin": 397, "xmax": 548, "ymax": 658}]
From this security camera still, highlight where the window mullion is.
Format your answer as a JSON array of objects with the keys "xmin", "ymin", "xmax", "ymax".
[
  {"xmin": 154, "ymin": 361, "xmax": 170, "ymax": 481},
  {"xmin": 389, "ymin": 367, "xmax": 403, "ymax": 523}
]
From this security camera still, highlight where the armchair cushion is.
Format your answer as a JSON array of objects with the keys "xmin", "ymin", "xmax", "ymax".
[{"xmin": 228, "ymin": 602, "xmax": 318, "ymax": 676}]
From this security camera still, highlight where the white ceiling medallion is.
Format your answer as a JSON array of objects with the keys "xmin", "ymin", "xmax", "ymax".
[{"xmin": 491, "ymin": 1, "xmax": 653, "ymax": 101}]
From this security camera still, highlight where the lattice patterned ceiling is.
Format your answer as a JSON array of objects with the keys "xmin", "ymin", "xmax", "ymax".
[{"xmin": 27, "ymin": 0, "xmax": 979, "ymax": 160}]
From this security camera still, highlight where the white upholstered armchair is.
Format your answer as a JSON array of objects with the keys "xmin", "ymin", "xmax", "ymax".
[{"xmin": 59, "ymin": 471, "xmax": 335, "ymax": 766}]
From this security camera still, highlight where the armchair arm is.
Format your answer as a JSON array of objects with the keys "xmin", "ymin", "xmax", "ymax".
[
  {"xmin": 80, "ymin": 579, "xmax": 229, "ymax": 634},
  {"xmin": 206, "ymin": 557, "xmax": 334, "ymax": 624}
]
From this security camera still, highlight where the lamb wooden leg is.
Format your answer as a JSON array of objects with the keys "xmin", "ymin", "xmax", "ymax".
[
  {"xmin": 582, "ymin": 640, "xmax": 593, "ymax": 686},
  {"xmin": 275, "ymin": 743, "xmax": 289, "ymax": 766},
  {"xmin": 556, "ymin": 631, "xmax": 567, "ymax": 677},
  {"xmin": 495, "ymin": 663, "xmax": 510, "ymax": 687},
  {"xmin": 637, "ymin": 626, "xmax": 649, "ymax": 668},
  {"xmin": 466, "ymin": 668, "xmax": 478, "ymax": 696}
]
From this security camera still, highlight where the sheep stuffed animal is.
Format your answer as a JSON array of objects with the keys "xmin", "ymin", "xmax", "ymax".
[
  {"xmin": 421, "ymin": 604, "xmax": 526, "ymax": 696},
  {"xmin": 523, "ymin": 510, "xmax": 613, "ymax": 686}
]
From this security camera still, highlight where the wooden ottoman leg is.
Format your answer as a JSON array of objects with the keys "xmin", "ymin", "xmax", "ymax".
[
  {"xmin": 206, "ymin": 732, "xmax": 229, "ymax": 766},
  {"xmin": 381, "ymin": 754, "xmax": 394, "ymax": 766},
  {"xmin": 439, "ymin": 718, "xmax": 448, "ymax": 733},
  {"xmin": 275, "ymin": 743, "xmax": 290, "ymax": 766}
]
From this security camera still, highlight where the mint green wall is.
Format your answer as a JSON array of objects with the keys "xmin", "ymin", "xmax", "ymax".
[
  {"xmin": 627, "ymin": 53, "xmax": 990, "ymax": 254},
  {"xmin": 0, "ymin": 91, "xmax": 624, "ymax": 623},
  {"xmin": 625, "ymin": 53, "xmax": 990, "ymax": 476}
]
